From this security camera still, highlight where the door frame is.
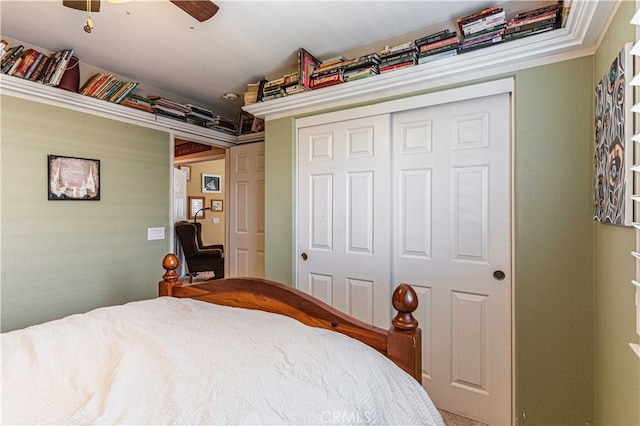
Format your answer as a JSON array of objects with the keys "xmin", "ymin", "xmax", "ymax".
[
  {"xmin": 169, "ymin": 130, "xmax": 231, "ymax": 274},
  {"xmin": 294, "ymin": 77, "xmax": 516, "ymax": 424}
]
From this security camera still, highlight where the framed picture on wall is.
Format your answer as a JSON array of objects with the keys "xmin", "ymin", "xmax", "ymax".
[
  {"xmin": 211, "ymin": 199, "xmax": 223, "ymax": 212},
  {"xmin": 593, "ymin": 42, "xmax": 633, "ymax": 226},
  {"xmin": 202, "ymin": 174, "xmax": 221, "ymax": 193},
  {"xmin": 188, "ymin": 196, "xmax": 206, "ymax": 219},
  {"xmin": 180, "ymin": 165, "xmax": 191, "ymax": 181},
  {"xmin": 47, "ymin": 154, "xmax": 100, "ymax": 201}
]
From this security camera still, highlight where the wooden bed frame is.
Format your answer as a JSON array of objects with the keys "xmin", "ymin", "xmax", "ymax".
[{"xmin": 159, "ymin": 254, "xmax": 422, "ymax": 382}]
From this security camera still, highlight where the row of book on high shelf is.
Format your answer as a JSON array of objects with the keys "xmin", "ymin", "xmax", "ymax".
[
  {"xmin": 79, "ymin": 72, "xmax": 139, "ymax": 104},
  {"xmin": 0, "ymin": 41, "xmax": 75, "ymax": 87},
  {"xmin": 100, "ymin": 90, "xmax": 261, "ymax": 135},
  {"xmin": 244, "ymin": 1, "xmax": 568, "ymax": 107}
]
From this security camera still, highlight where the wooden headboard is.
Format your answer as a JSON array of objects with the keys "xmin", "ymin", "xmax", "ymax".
[{"xmin": 159, "ymin": 254, "xmax": 422, "ymax": 382}]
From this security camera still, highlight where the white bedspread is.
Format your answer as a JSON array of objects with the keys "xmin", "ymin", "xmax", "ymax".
[{"xmin": 2, "ymin": 297, "xmax": 444, "ymax": 425}]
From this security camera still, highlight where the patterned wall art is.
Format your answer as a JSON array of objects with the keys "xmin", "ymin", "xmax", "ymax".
[{"xmin": 593, "ymin": 43, "xmax": 633, "ymax": 226}]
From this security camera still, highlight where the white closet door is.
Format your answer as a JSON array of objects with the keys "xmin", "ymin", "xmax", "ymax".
[
  {"xmin": 228, "ymin": 142, "xmax": 265, "ymax": 278},
  {"xmin": 392, "ymin": 93, "xmax": 511, "ymax": 425},
  {"xmin": 297, "ymin": 115, "xmax": 391, "ymax": 328}
]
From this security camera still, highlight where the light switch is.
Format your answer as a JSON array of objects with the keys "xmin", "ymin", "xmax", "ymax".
[
  {"xmin": 147, "ymin": 227, "xmax": 165, "ymax": 240},
  {"xmin": 213, "ymin": 218, "xmax": 220, "ymax": 224}
]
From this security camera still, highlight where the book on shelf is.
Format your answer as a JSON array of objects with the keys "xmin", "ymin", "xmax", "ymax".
[
  {"xmin": 342, "ymin": 52, "xmax": 381, "ymax": 72},
  {"xmin": 309, "ymin": 71, "xmax": 344, "ymax": 90},
  {"xmin": 462, "ymin": 12, "xmax": 506, "ymax": 36},
  {"xmin": 80, "ymin": 72, "xmax": 105, "ymax": 94},
  {"xmin": 88, "ymin": 74, "xmax": 115, "ymax": 97},
  {"xmin": 1, "ymin": 45, "xmax": 23, "ymax": 70},
  {"xmin": 380, "ymin": 55, "xmax": 417, "ymax": 69},
  {"xmin": 6, "ymin": 57, "xmax": 23, "ymax": 76},
  {"xmin": 344, "ymin": 66, "xmax": 378, "ymax": 82},
  {"xmin": 103, "ymin": 80, "xmax": 127, "ymax": 101},
  {"xmin": 418, "ymin": 34, "xmax": 459, "ymax": 53},
  {"xmin": 103, "ymin": 81, "xmax": 125, "ymax": 101},
  {"xmin": 206, "ymin": 116, "xmax": 238, "ymax": 134},
  {"xmin": 113, "ymin": 82, "xmax": 139, "ymax": 104},
  {"xmin": 0, "ymin": 40, "xmax": 8, "ymax": 62},
  {"xmin": 44, "ymin": 48, "xmax": 74, "ymax": 86},
  {"xmin": 458, "ymin": 37, "xmax": 504, "ymax": 53},
  {"xmin": 23, "ymin": 52, "xmax": 44, "ymax": 80},
  {"xmin": 380, "ymin": 44, "xmax": 416, "ymax": 60},
  {"xmin": 78, "ymin": 73, "xmax": 139, "ymax": 104},
  {"xmin": 243, "ymin": 82, "xmax": 260, "ymax": 105},
  {"xmin": 512, "ymin": 2, "xmax": 561, "ymax": 22},
  {"xmin": 148, "ymin": 95, "xmax": 190, "ymax": 113},
  {"xmin": 28, "ymin": 55, "xmax": 49, "ymax": 82},
  {"xmin": 261, "ymin": 92, "xmax": 286, "ymax": 102},
  {"xmin": 505, "ymin": 16, "xmax": 557, "ymax": 35},
  {"xmin": 456, "ymin": 6, "xmax": 506, "ymax": 50},
  {"xmin": 12, "ymin": 49, "xmax": 38, "ymax": 78},
  {"xmin": 255, "ymin": 78, "xmax": 269, "ymax": 102},
  {"xmin": 313, "ymin": 56, "xmax": 344, "ymax": 73},
  {"xmin": 419, "ymin": 43, "xmax": 459, "ymax": 57},
  {"xmin": 121, "ymin": 94, "xmax": 153, "ymax": 113},
  {"xmin": 415, "ymin": 29, "xmax": 457, "ymax": 48},
  {"xmin": 298, "ymin": 48, "xmax": 320, "ymax": 91},
  {"xmin": 379, "ymin": 61, "xmax": 415, "ymax": 74},
  {"xmin": 380, "ymin": 41, "xmax": 414, "ymax": 56},
  {"xmin": 187, "ymin": 104, "xmax": 215, "ymax": 120},
  {"xmin": 457, "ymin": 6, "xmax": 502, "ymax": 28},
  {"xmin": 94, "ymin": 77, "xmax": 118, "ymax": 99},
  {"xmin": 285, "ymin": 84, "xmax": 308, "ymax": 95},
  {"xmin": 2, "ymin": 55, "xmax": 21, "ymax": 74},
  {"xmin": 503, "ymin": 23, "xmax": 556, "ymax": 41},
  {"xmin": 418, "ymin": 49, "xmax": 458, "ymax": 64}
]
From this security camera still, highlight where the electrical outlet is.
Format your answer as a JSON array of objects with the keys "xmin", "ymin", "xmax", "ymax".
[{"xmin": 147, "ymin": 227, "xmax": 165, "ymax": 240}]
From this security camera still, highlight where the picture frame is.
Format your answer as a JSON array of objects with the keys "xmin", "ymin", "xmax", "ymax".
[
  {"xmin": 593, "ymin": 42, "xmax": 633, "ymax": 226},
  {"xmin": 48, "ymin": 154, "xmax": 100, "ymax": 201},
  {"xmin": 180, "ymin": 165, "xmax": 191, "ymax": 181},
  {"xmin": 188, "ymin": 196, "xmax": 206, "ymax": 219},
  {"xmin": 202, "ymin": 173, "xmax": 221, "ymax": 193},
  {"xmin": 211, "ymin": 199, "xmax": 223, "ymax": 212}
]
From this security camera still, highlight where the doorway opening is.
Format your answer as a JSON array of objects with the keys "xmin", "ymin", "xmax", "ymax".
[{"xmin": 173, "ymin": 138, "xmax": 227, "ymax": 280}]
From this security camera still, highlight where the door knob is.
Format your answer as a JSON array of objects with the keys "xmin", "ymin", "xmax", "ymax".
[
  {"xmin": 493, "ymin": 270, "xmax": 505, "ymax": 281},
  {"xmin": 301, "ymin": 252, "xmax": 308, "ymax": 261}
]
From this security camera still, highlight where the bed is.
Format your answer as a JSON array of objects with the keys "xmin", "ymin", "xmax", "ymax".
[{"xmin": 1, "ymin": 254, "xmax": 444, "ymax": 425}]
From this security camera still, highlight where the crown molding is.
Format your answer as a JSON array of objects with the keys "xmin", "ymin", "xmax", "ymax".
[
  {"xmin": 0, "ymin": 74, "xmax": 243, "ymax": 147},
  {"xmin": 244, "ymin": 0, "xmax": 618, "ymax": 121}
]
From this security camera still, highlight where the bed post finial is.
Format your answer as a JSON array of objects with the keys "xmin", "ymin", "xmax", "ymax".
[
  {"xmin": 389, "ymin": 284, "xmax": 422, "ymax": 382},
  {"xmin": 391, "ymin": 284, "xmax": 418, "ymax": 330},
  {"xmin": 160, "ymin": 253, "xmax": 181, "ymax": 296}
]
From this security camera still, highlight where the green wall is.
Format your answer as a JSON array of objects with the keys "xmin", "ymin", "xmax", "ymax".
[
  {"xmin": 264, "ymin": 117, "xmax": 295, "ymax": 284},
  {"xmin": 263, "ymin": 59, "xmax": 599, "ymax": 425},
  {"xmin": 593, "ymin": 2, "xmax": 640, "ymax": 425},
  {"xmin": 1, "ymin": 95, "xmax": 171, "ymax": 332},
  {"xmin": 514, "ymin": 57, "xmax": 595, "ymax": 425}
]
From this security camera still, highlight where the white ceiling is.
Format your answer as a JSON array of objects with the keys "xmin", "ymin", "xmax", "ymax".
[{"xmin": 0, "ymin": 1, "xmax": 602, "ymax": 120}]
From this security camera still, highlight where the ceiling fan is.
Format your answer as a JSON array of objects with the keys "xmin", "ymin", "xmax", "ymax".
[{"xmin": 62, "ymin": 0, "xmax": 219, "ymax": 23}]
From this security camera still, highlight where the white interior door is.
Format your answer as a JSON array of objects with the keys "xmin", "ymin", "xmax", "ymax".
[
  {"xmin": 173, "ymin": 167, "xmax": 188, "ymax": 277},
  {"xmin": 228, "ymin": 142, "xmax": 265, "ymax": 277},
  {"xmin": 297, "ymin": 115, "xmax": 391, "ymax": 328},
  {"xmin": 392, "ymin": 93, "xmax": 511, "ymax": 425}
]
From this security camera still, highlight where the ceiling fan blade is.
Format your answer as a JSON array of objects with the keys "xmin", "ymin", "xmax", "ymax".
[
  {"xmin": 169, "ymin": 0, "xmax": 219, "ymax": 22},
  {"xmin": 62, "ymin": 0, "xmax": 101, "ymax": 12}
]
